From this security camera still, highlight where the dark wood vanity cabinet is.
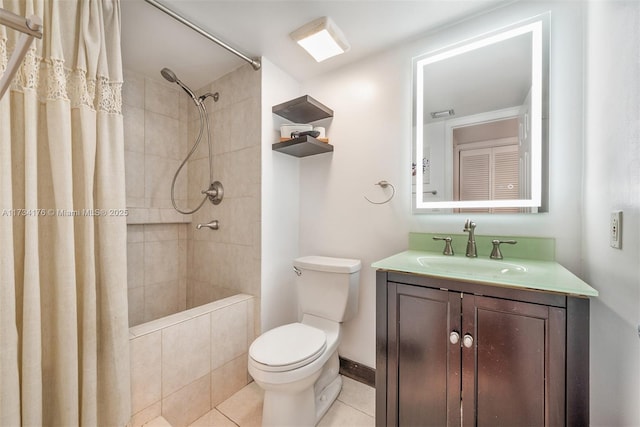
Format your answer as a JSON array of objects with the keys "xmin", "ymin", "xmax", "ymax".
[{"xmin": 376, "ymin": 271, "xmax": 590, "ymax": 427}]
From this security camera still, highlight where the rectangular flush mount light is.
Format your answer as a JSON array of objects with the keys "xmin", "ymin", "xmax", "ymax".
[{"xmin": 290, "ymin": 16, "xmax": 350, "ymax": 62}]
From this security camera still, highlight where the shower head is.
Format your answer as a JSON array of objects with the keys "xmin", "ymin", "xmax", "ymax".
[
  {"xmin": 161, "ymin": 67, "xmax": 178, "ymax": 83},
  {"xmin": 160, "ymin": 67, "xmax": 199, "ymax": 105}
]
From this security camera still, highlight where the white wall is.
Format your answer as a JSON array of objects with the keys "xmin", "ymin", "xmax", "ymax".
[
  {"xmin": 583, "ymin": 2, "xmax": 640, "ymax": 425},
  {"xmin": 300, "ymin": 1, "xmax": 585, "ymax": 369},
  {"xmin": 260, "ymin": 58, "xmax": 303, "ymax": 332}
]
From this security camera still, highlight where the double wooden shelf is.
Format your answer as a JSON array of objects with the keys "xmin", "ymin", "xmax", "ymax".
[{"xmin": 272, "ymin": 95, "xmax": 334, "ymax": 158}]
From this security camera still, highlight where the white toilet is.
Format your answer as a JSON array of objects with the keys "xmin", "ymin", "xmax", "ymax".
[{"xmin": 248, "ymin": 255, "xmax": 362, "ymax": 427}]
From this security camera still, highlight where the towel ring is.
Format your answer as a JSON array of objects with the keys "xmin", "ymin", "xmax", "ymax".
[{"xmin": 365, "ymin": 180, "xmax": 395, "ymax": 205}]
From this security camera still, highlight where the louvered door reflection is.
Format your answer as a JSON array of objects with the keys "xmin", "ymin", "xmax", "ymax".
[
  {"xmin": 492, "ymin": 145, "xmax": 520, "ymax": 213},
  {"xmin": 458, "ymin": 144, "xmax": 519, "ymax": 213},
  {"xmin": 459, "ymin": 148, "xmax": 490, "ymax": 201}
]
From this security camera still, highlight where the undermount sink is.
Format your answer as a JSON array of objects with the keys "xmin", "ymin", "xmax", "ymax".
[{"xmin": 417, "ymin": 255, "xmax": 528, "ymax": 277}]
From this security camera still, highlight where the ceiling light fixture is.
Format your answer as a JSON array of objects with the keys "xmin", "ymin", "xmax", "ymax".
[{"xmin": 290, "ymin": 16, "xmax": 350, "ymax": 62}]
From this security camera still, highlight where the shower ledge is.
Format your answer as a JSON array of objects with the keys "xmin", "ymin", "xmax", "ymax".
[{"xmin": 126, "ymin": 207, "xmax": 191, "ymax": 225}]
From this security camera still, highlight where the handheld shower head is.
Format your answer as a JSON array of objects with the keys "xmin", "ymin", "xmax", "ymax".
[
  {"xmin": 160, "ymin": 67, "xmax": 199, "ymax": 105},
  {"xmin": 161, "ymin": 67, "xmax": 178, "ymax": 83}
]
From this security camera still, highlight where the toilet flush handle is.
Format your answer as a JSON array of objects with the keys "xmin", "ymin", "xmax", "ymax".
[{"xmin": 293, "ymin": 266, "xmax": 302, "ymax": 276}]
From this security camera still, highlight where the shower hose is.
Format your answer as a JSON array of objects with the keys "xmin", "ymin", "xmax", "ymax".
[{"xmin": 171, "ymin": 97, "xmax": 215, "ymax": 214}]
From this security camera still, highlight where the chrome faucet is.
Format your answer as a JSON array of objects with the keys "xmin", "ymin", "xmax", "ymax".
[
  {"xmin": 433, "ymin": 236, "xmax": 454, "ymax": 256},
  {"xmin": 490, "ymin": 239, "xmax": 517, "ymax": 259},
  {"xmin": 463, "ymin": 219, "xmax": 477, "ymax": 257}
]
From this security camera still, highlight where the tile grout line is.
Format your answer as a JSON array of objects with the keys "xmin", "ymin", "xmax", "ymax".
[
  {"xmin": 336, "ymin": 396, "xmax": 375, "ymax": 419},
  {"xmin": 216, "ymin": 407, "xmax": 240, "ymax": 427},
  {"xmin": 335, "ymin": 376, "xmax": 376, "ymax": 419}
]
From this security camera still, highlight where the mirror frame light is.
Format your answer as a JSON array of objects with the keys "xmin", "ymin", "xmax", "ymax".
[{"xmin": 413, "ymin": 16, "xmax": 548, "ymax": 212}]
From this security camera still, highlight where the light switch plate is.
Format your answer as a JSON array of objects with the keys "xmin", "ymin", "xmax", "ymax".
[{"xmin": 610, "ymin": 211, "xmax": 622, "ymax": 249}]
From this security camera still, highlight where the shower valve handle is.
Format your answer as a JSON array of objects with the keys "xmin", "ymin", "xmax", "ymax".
[{"xmin": 201, "ymin": 181, "xmax": 224, "ymax": 205}]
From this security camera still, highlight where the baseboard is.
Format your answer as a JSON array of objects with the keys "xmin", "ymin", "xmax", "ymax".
[{"xmin": 339, "ymin": 356, "xmax": 375, "ymax": 388}]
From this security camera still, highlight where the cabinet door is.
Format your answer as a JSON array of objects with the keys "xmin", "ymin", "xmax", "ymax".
[
  {"xmin": 388, "ymin": 283, "xmax": 461, "ymax": 427},
  {"xmin": 462, "ymin": 295, "xmax": 566, "ymax": 427}
]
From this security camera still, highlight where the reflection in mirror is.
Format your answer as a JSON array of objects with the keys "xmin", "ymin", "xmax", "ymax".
[{"xmin": 413, "ymin": 17, "xmax": 548, "ymax": 213}]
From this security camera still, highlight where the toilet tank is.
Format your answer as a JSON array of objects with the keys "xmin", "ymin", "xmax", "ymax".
[{"xmin": 294, "ymin": 256, "xmax": 361, "ymax": 322}]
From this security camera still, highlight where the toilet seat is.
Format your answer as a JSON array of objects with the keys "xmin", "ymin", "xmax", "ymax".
[{"xmin": 249, "ymin": 323, "xmax": 327, "ymax": 372}]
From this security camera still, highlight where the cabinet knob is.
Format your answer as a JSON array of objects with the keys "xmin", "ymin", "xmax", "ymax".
[
  {"xmin": 449, "ymin": 331, "xmax": 460, "ymax": 345},
  {"xmin": 463, "ymin": 334, "xmax": 474, "ymax": 348}
]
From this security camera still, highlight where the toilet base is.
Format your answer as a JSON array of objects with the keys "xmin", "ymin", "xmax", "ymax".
[
  {"xmin": 259, "ymin": 351, "xmax": 342, "ymax": 426},
  {"xmin": 314, "ymin": 375, "xmax": 342, "ymax": 422},
  {"xmin": 262, "ymin": 386, "xmax": 317, "ymax": 427}
]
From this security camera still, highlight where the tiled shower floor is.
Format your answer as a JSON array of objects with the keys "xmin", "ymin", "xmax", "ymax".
[{"xmin": 145, "ymin": 375, "xmax": 375, "ymax": 427}]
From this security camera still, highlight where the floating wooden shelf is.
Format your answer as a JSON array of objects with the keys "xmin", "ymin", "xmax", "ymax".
[
  {"xmin": 272, "ymin": 135, "xmax": 333, "ymax": 158},
  {"xmin": 272, "ymin": 95, "xmax": 333, "ymax": 123},
  {"xmin": 272, "ymin": 95, "xmax": 334, "ymax": 157}
]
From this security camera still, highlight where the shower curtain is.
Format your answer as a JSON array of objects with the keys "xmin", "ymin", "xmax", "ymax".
[{"xmin": 0, "ymin": 0, "xmax": 130, "ymax": 425}]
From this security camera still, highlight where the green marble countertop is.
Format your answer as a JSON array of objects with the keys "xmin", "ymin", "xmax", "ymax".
[{"xmin": 372, "ymin": 250, "xmax": 598, "ymax": 297}]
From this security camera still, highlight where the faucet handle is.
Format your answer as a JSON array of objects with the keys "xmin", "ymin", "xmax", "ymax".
[
  {"xmin": 463, "ymin": 218, "xmax": 476, "ymax": 231},
  {"xmin": 490, "ymin": 239, "xmax": 517, "ymax": 260},
  {"xmin": 433, "ymin": 236, "xmax": 454, "ymax": 256},
  {"xmin": 201, "ymin": 181, "xmax": 224, "ymax": 205}
]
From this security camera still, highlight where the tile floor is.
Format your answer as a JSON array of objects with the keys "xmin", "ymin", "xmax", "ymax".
[{"xmin": 144, "ymin": 375, "xmax": 374, "ymax": 427}]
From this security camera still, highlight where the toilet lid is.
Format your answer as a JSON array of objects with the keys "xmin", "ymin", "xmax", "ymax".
[{"xmin": 250, "ymin": 323, "xmax": 327, "ymax": 372}]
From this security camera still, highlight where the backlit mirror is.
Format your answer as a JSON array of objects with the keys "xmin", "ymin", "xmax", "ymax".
[{"xmin": 413, "ymin": 16, "xmax": 548, "ymax": 213}]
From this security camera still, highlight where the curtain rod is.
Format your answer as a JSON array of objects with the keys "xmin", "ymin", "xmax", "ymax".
[
  {"xmin": 0, "ymin": 8, "xmax": 43, "ymax": 39},
  {"xmin": 0, "ymin": 9, "xmax": 43, "ymax": 100},
  {"xmin": 143, "ymin": 0, "xmax": 261, "ymax": 71}
]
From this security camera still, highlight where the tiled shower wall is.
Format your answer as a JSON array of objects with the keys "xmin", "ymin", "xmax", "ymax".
[
  {"xmin": 122, "ymin": 69, "xmax": 190, "ymax": 222},
  {"xmin": 123, "ymin": 69, "xmax": 191, "ymax": 326},
  {"xmin": 187, "ymin": 64, "xmax": 262, "ymax": 310},
  {"xmin": 126, "ymin": 223, "xmax": 187, "ymax": 326},
  {"xmin": 123, "ymin": 64, "xmax": 262, "ymax": 326},
  {"xmin": 129, "ymin": 295, "xmax": 255, "ymax": 426}
]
